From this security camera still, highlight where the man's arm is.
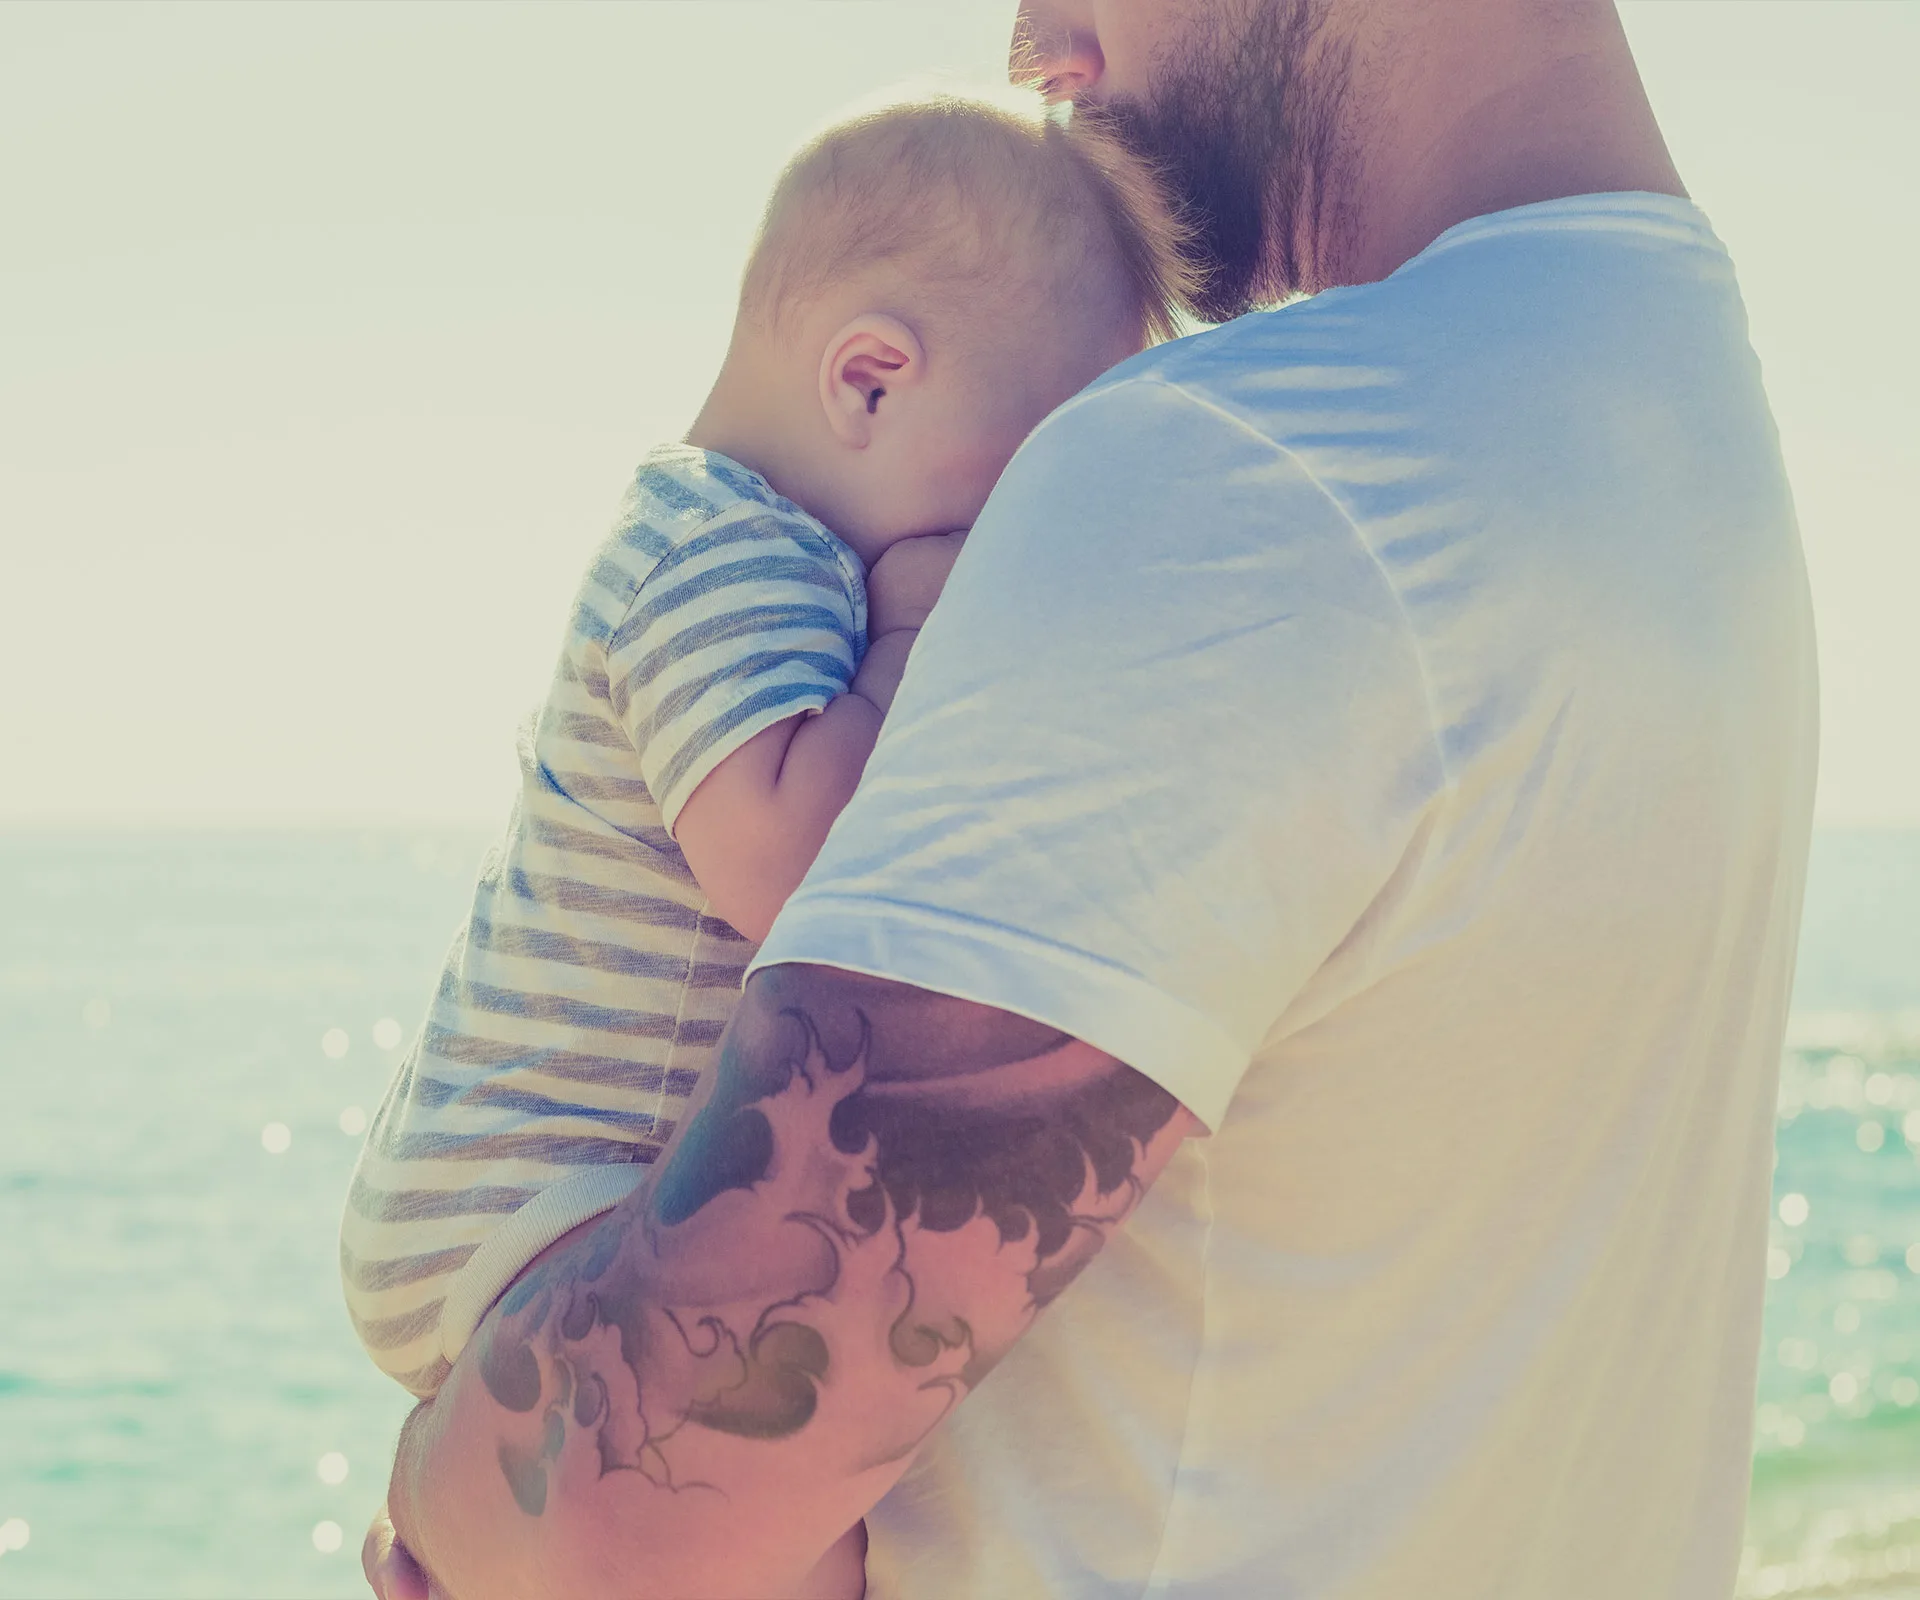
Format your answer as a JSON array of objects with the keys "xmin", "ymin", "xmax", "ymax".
[{"xmin": 387, "ymin": 963, "xmax": 1199, "ymax": 1600}]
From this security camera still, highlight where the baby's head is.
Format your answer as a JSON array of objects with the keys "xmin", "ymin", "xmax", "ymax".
[{"xmin": 694, "ymin": 93, "xmax": 1197, "ymax": 564}]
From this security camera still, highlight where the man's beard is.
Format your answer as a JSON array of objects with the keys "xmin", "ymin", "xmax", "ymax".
[{"xmin": 1081, "ymin": 0, "xmax": 1346, "ymax": 321}]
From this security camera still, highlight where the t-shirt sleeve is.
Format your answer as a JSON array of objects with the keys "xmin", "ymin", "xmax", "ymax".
[
  {"xmin": 750, "ymin": 374, "xmax": 1445, "ymax": 1130},
  {"xmin": 610, "ymin": 511, "xmax": 867, "ymax": 831}
]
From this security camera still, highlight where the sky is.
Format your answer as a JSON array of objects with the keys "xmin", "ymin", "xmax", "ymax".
[{"xmin": 1, "ymin": 1, "xmax": 1915, "ymax": 828}]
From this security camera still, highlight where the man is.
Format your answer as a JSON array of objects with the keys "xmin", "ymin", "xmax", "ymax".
[{"xmin": 369, "ymin": 1, "xmax": 1815, "ymax": 1594}]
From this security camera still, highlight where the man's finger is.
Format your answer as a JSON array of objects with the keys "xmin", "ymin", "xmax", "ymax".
[{"xmin": 362, "ymin": 1504, "xmax": 430, "ymax": 1600}]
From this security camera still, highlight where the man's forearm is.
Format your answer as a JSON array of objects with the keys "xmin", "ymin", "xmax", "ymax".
[{"xmin": 400, "ymin": 965, "xmax": 1194, "ymax": 1599}]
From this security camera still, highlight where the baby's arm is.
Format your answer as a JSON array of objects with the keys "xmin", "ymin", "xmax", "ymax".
[{"xmin": 673, "ymin": 530, "xmax": 963, "ymax": 942}]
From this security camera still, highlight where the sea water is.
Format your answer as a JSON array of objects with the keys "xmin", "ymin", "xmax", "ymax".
[{"xmin": 0, "ymin": 829, "xmax": 1915, "ymax": 1599}]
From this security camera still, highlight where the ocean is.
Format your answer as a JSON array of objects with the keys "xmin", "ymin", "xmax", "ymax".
[{"xmin": 1, "ymin": 828, "xmax": 1916, "ymax": 1599}]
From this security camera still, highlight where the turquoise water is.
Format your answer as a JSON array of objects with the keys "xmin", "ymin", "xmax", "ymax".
[{"xmin": 0, "ymin": 829, "xmax": 1916, "ymax": 1599}]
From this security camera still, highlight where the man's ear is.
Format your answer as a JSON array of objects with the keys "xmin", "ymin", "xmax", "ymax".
[{"xmin": 818, "ymin": 314, "xmax": 925, "ymax": 447}]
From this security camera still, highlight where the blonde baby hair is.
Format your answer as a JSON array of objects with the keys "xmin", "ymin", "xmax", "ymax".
[{"xmin": 741, "ymin": 89, "xmax": 1200, "ymax": 351}]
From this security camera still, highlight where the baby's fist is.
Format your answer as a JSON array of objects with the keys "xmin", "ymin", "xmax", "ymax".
[{"xmin": 867, "ymin": 530, "xmax": 967, "ymax": 637}]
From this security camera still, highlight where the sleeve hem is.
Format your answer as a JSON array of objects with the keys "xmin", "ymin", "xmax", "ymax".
[
  {"xmin": 749, "ymin": 896, "xmax": 1247, "ymax": 1132},
  {"xmin": 438, "ymin": 1165, "xmax": 650, "ymax": 1365},
  {"xmin": 656, "ymin": 687, "xmax": 839, "ymax": 835}
]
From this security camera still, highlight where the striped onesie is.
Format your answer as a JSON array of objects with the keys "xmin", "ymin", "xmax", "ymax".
[{"xmin": 341, "ymin": 445, "xmax": 866, "ymax": 1396}]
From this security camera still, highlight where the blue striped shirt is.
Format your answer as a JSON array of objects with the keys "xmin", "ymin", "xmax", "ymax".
[{"xmin": 341, "ymin": 445, "xmax": 865, "ymax": 1394}]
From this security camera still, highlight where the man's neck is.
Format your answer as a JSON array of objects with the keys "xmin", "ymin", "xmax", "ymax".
[{"xmin": 1311, "ymin": 0, "xmax": 1684, "ymax": 291}]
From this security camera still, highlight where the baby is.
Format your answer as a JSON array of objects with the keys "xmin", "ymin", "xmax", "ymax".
[{"xmin": 341, "ymin": 92, "xmax": 1192, "ymax": 1406}]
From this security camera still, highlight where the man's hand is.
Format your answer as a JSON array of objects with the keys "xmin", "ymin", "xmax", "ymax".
[
  {"xmin": 363, "ymin": 1494, "xmax": 868, "ymax": 1599},
  {"xmin": 866, "ymin": 530, "xmax": 966, "ymax": 637},
  {"xmin": 361, "ymin": 1502, "xmax": 428, "ymax": 1599}
]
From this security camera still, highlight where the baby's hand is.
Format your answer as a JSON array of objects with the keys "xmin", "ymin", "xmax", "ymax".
[{"xmin": 867, "ymin": 530, "xmax": 966, "ymax": 637}]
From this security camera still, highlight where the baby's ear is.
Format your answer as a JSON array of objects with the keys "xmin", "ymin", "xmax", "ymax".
[{"xmin": 818, "ymin": 314, "xmax": 924, "ymax": 446}]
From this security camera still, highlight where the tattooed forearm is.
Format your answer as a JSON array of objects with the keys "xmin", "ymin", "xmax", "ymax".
[{"xmin": 472, "ymin": 964, "xmax": 1187, "ymax": 1535}]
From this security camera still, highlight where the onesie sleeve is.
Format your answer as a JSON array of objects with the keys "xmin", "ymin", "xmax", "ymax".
[
  {"xmin": 607, "ymin": 508, "xmax": 867, "ymax": 831},
  {"xmin": 751, "ymin": 374, "xmax": 1444, "ymax": 1131}
]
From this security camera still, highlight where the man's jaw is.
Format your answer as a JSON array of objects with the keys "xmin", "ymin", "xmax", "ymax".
[{"xmin": 1071, "ymin": 0, "xmax": 1356, "ymax": 315}]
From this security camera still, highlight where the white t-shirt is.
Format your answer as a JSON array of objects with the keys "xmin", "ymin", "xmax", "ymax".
[{"xmin": 753, "ymin": 194, "xmax": 1817, "ymax": 1600}]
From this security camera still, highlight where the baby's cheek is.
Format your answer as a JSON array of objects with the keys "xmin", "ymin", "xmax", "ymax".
[{"xmin": 940, "ymin": 428, "xmax": 1024, "ymax": 525}]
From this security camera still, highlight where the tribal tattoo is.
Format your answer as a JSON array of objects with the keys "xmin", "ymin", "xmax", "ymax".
[{"xmin": 472, "ymin": 965, "xmax": 1185, "ymax": 1519}]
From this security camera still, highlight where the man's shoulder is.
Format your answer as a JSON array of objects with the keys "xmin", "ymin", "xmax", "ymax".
[
  {"xmin": 1039, "ymin": 303, "xmax": 1374, "ymax": 453},
  {"xmin": 1067, "ymin": 315, "xmax": 1284, "ymax": 408},
  {"xmin": 1076, "ymin": 193, "xmax": 1732, "ymax": 436},
  {"xmin": 1007, "ymin": 312, "xmax": 1343, "ymax": 501}
]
